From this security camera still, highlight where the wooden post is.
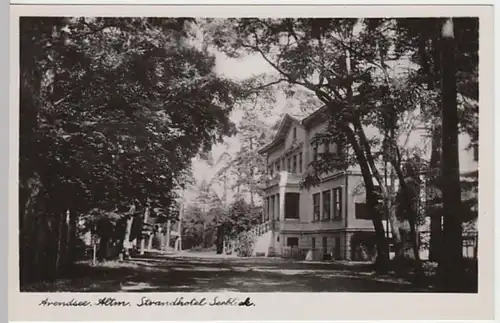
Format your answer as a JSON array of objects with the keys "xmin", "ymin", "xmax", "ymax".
[{"xmin": 92, "ymin": 236, "xmax": 97, "ymax": 266}]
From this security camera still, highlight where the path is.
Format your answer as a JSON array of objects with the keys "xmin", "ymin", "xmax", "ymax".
[{"xmin": 23, "ymin": 252, "xmax": 433, "ymax": 292}]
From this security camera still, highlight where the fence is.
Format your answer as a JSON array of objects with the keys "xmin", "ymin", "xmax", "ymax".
[
  {"xmin": 281, "ymin": 246, "xmax": 307, "ymax": 260},
  {"xmin": 281, "ymin": 247, "xmax": 334, "ymax": 261},
  {"xmin": 418, "ymin": 231, "xmax": 478, "ymax": 260}
]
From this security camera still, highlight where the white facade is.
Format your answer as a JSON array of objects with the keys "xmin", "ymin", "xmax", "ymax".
[{"xmin": 259, "ymin": 108, "xmax": 478, "ymax": 261}]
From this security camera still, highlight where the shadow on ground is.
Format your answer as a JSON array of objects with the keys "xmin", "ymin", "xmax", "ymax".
[{"xmin": 22, "ymin": 254, "xmax": 435, "ymax": 293}]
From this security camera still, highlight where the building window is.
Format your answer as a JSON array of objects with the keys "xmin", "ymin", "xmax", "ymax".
[
  {"xmin": 268, "ymin": 165, "xmax": 273, "ymax": 177},
  {"xmin": 473, "ymin": 143, "xmax": 478, "ymax": 162},
  {"xmin": 276, "ymin": 161, "xmax": 280, "ymax": 172},
  {"xmin": 322, "ymin": 190, "xmax": 331, "ymax": 220},
  {"xmin": 292, "ymin": 155, "xmax": 297, "ymax": 173},
  {"xmin": 313, "ymin": 193, "xmax": 320, "ymax": 221},
  {"xmin": 324, "ymin": 141, "xmax": 330, "ymax": 154},
  {"xmin": 287, "ymin": 237, "xmax": 299, "ymax": 247},
  {"xmin": 266, "ymin": 197, "xmax": 270, "ymax": 221},
  {"xmin": 287, "ymin": 157, "xmax": 291, "ymax": 172},
  {"xmin": 293, "ymin": 127, "xmax": 297, "ymax": 141},
  {"xmin": 322, "ymin": 237, "xmax": 327, "ymax": 254},
  {"xmin": 313, "ymin": 145, "xmax": 318, "ymax": 161},
  {"xmin": 333, "ymin": 187, "xmax": 342, "ymax": 219},
  {"xmin": 334, "ymin": 237, "xmax": 341, "ymax": 259},
  {"xmin": 312, "ymin": 237, "xmax": 316, "ymax": 250},
  {"xmin": 355, "ymin": 202, "xmax": 371, "ymax": 220},
  {"xmin": 299, "ymin": 153, "xmax": 303, "ymax": 173},
  {"xmin": 270, "ymin": 195, "xmax": 275, "ymax": 220},
  {"xmin": 276, "ymin": 194, "xmax": 280, "ymax": 220},
  {"xmin": 284, "ymin": 193, "xmax": 300, "ymax": 219}
]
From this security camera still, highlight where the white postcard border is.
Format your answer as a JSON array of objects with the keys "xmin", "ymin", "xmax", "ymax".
[{"xmin": 8, "ymin": 4, "xmax": 495, "ymax": 321}]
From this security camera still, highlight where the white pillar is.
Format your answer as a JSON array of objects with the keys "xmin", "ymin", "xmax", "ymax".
[
  {"xmin": 147, "ymin": 233, "xmax": 153, "ymax": 251},
  {"xmin": 140, "ymin": 207, "xmax": 149, "ymax": 255},
  {"xmin": 279, "ymin": 188, "xmax": 286, "ymax": 222},
  {"xmin": 264, "ymin": 197, "xmax": 269, "ymax": 222},
  {"xmin": 159, "ymin": 228, "xmax": 165, "ymax": 251},
  {"xmin": 273, "ymin": 193, "xmax": 281, "ymax": 221}
]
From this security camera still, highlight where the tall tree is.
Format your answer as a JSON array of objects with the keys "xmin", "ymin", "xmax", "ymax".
[
  {"xmin": 439, "ymin": 18, "xmax": 463, "ymax": 291},
  {"xmin": 207, "ymin": 18, "xmax": 408, "ymax": 269},
  {"xmin": 393, "ymin": 18, "xmax": 478, "ymax": 264},
  {"xmin": 19, "ymin": 17, "xmax": 241, "ymax": 284},
  {"xmin": 217, "ymin": 110, "xmax": 274, "ymax": 205}
]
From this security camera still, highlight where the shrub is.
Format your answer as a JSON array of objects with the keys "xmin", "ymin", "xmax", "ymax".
[{"xmin": 237, "ymin": 235, "xmax": 255, "ymax": 257}]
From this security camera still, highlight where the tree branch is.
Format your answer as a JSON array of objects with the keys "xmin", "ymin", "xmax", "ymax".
[{"xmin": 247, "ymin": 78, "xmax": 288, "ymax": 93}]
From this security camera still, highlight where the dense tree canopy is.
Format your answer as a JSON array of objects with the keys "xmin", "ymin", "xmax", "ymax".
[
  {"xmin": 205, "ymin": 18, "xmax": 478, "ymax": 277},
  {"xmin": 19, "ymin": 17, "xmax": 243, "ymax": 282}
]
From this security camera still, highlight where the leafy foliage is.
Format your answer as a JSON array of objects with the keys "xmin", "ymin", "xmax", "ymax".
[
  {"xmin": 19, "ymin": 17, "xmax": 243, "ymax": 282},
  {"xmin": 206, "ymin": 18, "xmax": 478, "ymax": 271}
]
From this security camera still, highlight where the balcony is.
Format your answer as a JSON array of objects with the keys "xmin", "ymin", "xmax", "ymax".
[
  {"xmin": 264, "ymin": 171, "xmax": 302, "ymax": 188},
  {"xmin": 264, "ymin": 173, "xmax": 280, "ymax": 188}
]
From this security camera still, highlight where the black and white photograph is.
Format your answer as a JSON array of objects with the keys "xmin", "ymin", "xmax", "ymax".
[{"xmin": 10, "ymin": 3, "xmax": 495, "ymax": 321}]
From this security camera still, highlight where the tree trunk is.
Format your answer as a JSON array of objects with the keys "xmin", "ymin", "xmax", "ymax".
[
  {"xmin": 428, "ymin": 124, "xmax": 443, "ymax": 261},
  {"xmin": 123, "ymin": 204, "xmax": 136, "ymax": 258},
  {"xmin": 177, "ymin": 210, "xmax": 183, "ymax": 251},
  {"xmin": 202, "ymin": 220, "xmax": 207, "ymax": 249},
  {"xmin": 343, "ymin": 124, "xmax": 389, "ymax": 270},
  {"xmin": 19, "ymin": 174, "xmax": 43, "ymax": 285},
  {"xmin": 160, "ymin": 230, "xmax": 165, "ymax": 251},
  {"xmin": 140, "ymin": 207, "xmax": 149, "ymax": 255},
  {"xmin": 338, "ymin": 48, "xmax": 388, "ymax": 270},
  {"xmin": 19, "ymin": 24, "xmax": 46, "ymax": 285},
  {"xmin": 98, "ymin": 234, "xmax": 110, "ymax": 261},
  {"xmin": 391, "ymin": 160, "xmax": 424, "ymax": 276},
  {"xmin": 148, "ymin": 234, "xmax": 154, "ymax": 251},
  {"xmin": 216, "ymin": 225, "xmax": 224, "ymax": 254},
  {"xmin": 55, "ymin": 209, "xmax": 66, "ymax": 275},
  {"xmin": 66, "ymin": 208, "xmax": 78, "ymax": 267},
  {"xmin": 165, "ymin": 220, "xmax": 171, "ymax": 250},
  {"xmin": 439, "ymin": 18, "xmax": 463, "ymax": 291}
]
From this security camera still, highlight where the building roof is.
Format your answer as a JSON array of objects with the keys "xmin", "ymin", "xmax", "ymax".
[
  {"xmin": 258, "ymin": 106, "xmax": 329, "ymax": 155},
  {"xmin": 257, "ymin": 113, "xmax": 301, "ymax": 154},
  {"xmin": 301, "ymin": 105, "xmax": 329, "ymax": 128}
]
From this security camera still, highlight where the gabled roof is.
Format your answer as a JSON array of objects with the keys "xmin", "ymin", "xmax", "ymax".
[
  {"xmin": 258, "ymin": 114, "xmax": 301, "ymax": 154},
  {"xmin": 258, "ymin": 106, "xmax": 331, "ymax": 155},
  {"xmin": 301, "ymin": 105, "xmax": 328, "ymax": 128}
]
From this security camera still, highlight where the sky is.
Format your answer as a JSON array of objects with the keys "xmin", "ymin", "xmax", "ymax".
[
  {"xmin": 181, "ymin": 27, "xmax": 477, "ymax": 206},
  {"xmin": 184, "ymin": 50, "xmax": 284, "ymax": 203}
]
